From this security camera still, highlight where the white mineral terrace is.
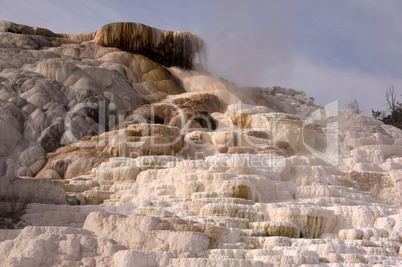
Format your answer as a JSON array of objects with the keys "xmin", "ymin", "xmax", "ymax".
[{"xmin": 0, "ymin": 21, "xmax": 401, "ymax": 267}]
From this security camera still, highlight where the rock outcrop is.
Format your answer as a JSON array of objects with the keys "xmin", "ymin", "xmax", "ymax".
[
  {"xmin": 0, "ymin": 176, "xmax": 69, "ymax": 228},
  {"xmin": 94, "ymin": 22, "xmax": 204, "ymax": 69}
]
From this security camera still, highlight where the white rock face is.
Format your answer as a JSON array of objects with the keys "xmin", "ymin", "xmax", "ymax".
[
  {"xmin": 0, "ymin": 21, "xmax": 401, "ymax": 266},
  {"xmin": 0, "ymin": 226, "xmax": 124, "ymax": 266},
  {"xmin": 84, "ymin": 211, "xmax": 210, "ymax": 258},
  {"xmin": 112, "ymin": 250, "xmax": 173, "ymax": 267}
]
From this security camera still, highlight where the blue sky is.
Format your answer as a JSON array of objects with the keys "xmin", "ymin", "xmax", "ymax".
[{"xmin": 1, "ymin": 0, "xmax": 402, "ymax": 115}]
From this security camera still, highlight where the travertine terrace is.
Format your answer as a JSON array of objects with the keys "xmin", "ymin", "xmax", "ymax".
[{"xmin": 0, "ymin": 21, "xmax": 401, "ymax": 266}]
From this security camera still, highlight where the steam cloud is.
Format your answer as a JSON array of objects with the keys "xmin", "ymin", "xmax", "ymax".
[{"xmin": 198, "ymin": 0, "xmax": 295, "ymax": 87}]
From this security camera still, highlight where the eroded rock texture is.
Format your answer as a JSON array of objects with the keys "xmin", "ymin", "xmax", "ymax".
[
  {"xmin": 0, "ymin": 21, "xmax": 401, "ymax": 266},
  {"xmin": 94, "ymin": 22, "xmax": 204, "ymax": 69}
]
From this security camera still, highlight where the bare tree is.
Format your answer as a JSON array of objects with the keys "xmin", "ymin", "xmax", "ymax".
[
  {"xmin": 347, "ymin": 98, "xmax": 362, "ymax": 114},
  {"xmin": 385, "ymin": 85, "xmax": 399, "ymax": 114},
  {"xmin": 381, "ymin": 85, "xmax": 402, "ymax": 128},
  {"xmin": 371, "ymin": 85, "xmax": 402, "ymax": 128},
  {"xmin": 371, "ymin": 109, "xmax": 382, "ymax": 120}
]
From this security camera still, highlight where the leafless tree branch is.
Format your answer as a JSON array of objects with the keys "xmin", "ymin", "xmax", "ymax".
[
  {"xmin": 385, "ymin": 85, "xmax": 398, "ymax": 113},
  {"xmin": 347, "ymin": 98, "xmax": 362, "ymax": 114}
]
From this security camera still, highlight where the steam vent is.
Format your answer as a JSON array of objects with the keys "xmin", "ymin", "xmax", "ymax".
[{"xmin": 1, "ymin": 21, "xmax": 402, "ymax": 266}]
